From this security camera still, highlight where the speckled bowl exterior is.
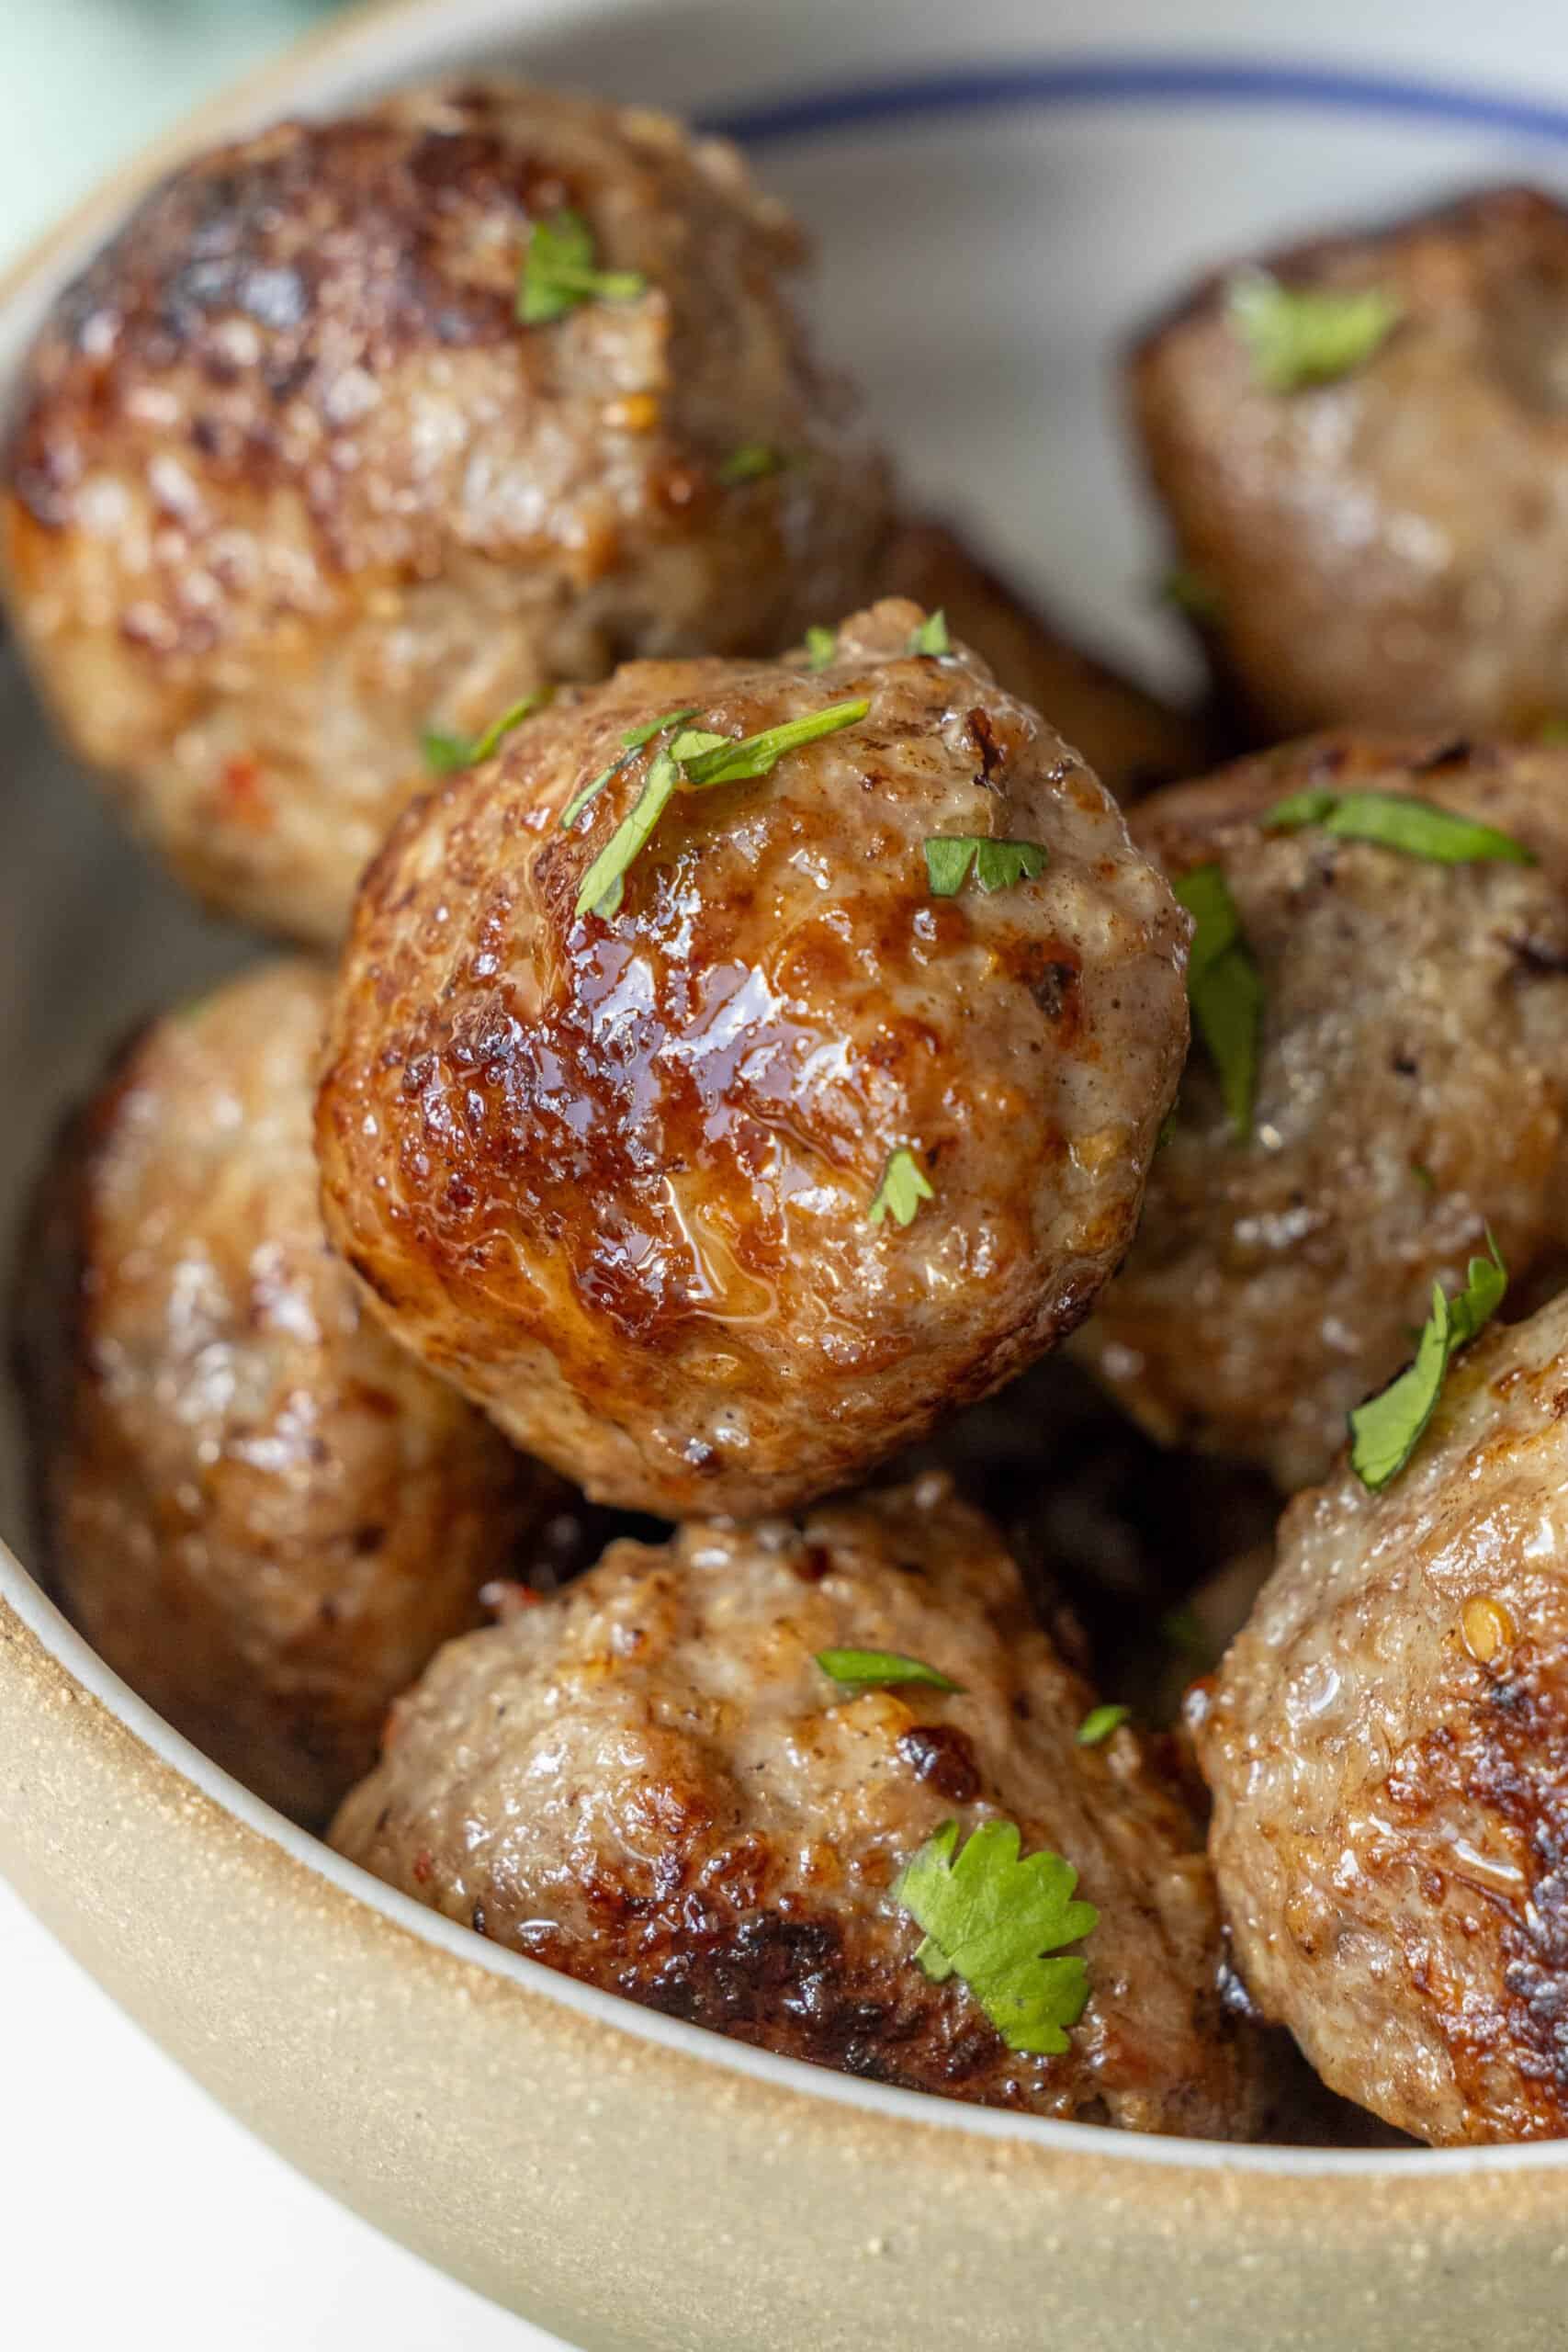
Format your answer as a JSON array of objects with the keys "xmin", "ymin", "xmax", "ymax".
[{"xmin": 5, "ymin": 4, "xmax": 1568, "ymax": 2346}]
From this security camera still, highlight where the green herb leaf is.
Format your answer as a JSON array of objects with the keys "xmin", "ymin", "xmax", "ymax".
[
  {"xmin": 421, "ymin": 689, "xmax": 550, "ymax": 776},
  {"xmin": 804, "ymin": 625, "xmax": 838, "ymax": 673},
  {"xmin": 868, "ymin": 1146, "xmax": 934, "ymax": 1228},
  {"xmin": 817, "ymin": 1648, "xmax": 961, "ymax": 1692},
  {"xmin": 719, "ymin": 442, "xmax": 784, "ymax": 485},
  {"xmin": 575, "ymin": 747, "xmax": 680, "ymax": 918},
  {"xmin": 924, "ymin": 836, "xmax": 1048, "ymax": 898},
  {"xmin": 1411, "ymin": 1160, "xmax": 1437, "ymax": 1193},
  {"xmin": 623, "ymin": 707, "xmax": 702, "ymax": 752},
  {"xmin": 907, "ymin": 609, "xmax": 951, "ymax": 657},
  {"xmin": 1161, "ymin": 566, "xmax": 1222, "ymax": 622},
  {"xmin": 1227, "ymin": 271, "xmax": 1401, "ymax": 393},
  {"xmin": 1263, "ymin": 787, "xmax": 1534, "ymax": 866},
  {"xmin": 894, "ymin": 1819, "xmax": 1097, "ymax": 2056},
  {"xmin": 518, "ymin": 209, "xmax": 646, "ymax": 326},
  {"xmin": 676, "ymin": 696, "xmax": 870, "ymax": 790},
  {"xmin": 1536, "ymin": 717, "xmax": 1568, "ymax": 746},
  {"xmin": 1174, "ymin": 864, "xmax": 1263, "ymax": 1142},
  {"xmin": 1348, "ymin": 1236, "xmax": 1506, "ymax": 1493},
  {"xmin": 560, "ymin": 707, "xmax": 701, "ymax": 832},
  {"xmin": 1076, "ymin": 1703, "xmax": 1131, "ymax": 1747}
]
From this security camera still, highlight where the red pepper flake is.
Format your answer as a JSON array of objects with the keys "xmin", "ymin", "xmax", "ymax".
[
  {"xmin": 479, "ymin": 1577, "xmax": 545, "ymax": 1620},
  {"xmin": 412, "ymin": 1848, "xmax": 434, "ymax": 1885},
  {"xmin": 218, "ymin": 753, "xmax": 273, "ymax": 830}
]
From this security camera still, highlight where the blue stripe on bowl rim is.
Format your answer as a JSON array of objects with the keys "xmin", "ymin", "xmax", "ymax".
[{"xmin": 708, "ymin": 53, "xmax": 1568, "ymax": 147}]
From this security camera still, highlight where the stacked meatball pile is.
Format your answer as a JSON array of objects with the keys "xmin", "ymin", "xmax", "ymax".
[{"xmin": 9, "ymin": 78, "xmax": 1568, "ymax": 2149}]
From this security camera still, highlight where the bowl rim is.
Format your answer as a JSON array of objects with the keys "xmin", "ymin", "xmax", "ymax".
[{"xmin": 4, "ymin": 0, "xmax": 1566, "ymax": 2186}]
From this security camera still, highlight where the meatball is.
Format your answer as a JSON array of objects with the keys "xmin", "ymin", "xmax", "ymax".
[
  {"xmin": 1074, "ymin": 733, "xmax": 1568, "ymax": 1490},
  {"xmin": 0, "ymin": 83, "xmax": 891, "ymax": 944},
  {"xmin": 11, "ymin": 958, "xmax": 557, "ymax": 1826},
  {"xmin": 1133, "ymin": 186, "xmax": 1568, "ymax": 741},
  {"xmin": 881, "ymin": 518, "xmax": 1210, "ymax": 799},
  {"xmin": 1197, "ymin": 1286, "xmax": 1568, "ymax": 2143},
  {"xmin": 333, "ymin": 1476, "xmax": 1263, "ymax": 2137},
  {"xmin": 316, "ymin": 598, "xmax": 1190, "ymax": 1517}
]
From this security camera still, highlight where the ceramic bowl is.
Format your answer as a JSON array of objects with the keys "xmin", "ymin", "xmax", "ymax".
[{"xmin": 6, "ymin": 4, "xmax": 1568, "ymax": 2345}]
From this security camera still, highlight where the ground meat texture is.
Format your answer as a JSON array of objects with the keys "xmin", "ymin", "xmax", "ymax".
[
  {"xmin": 880, "ymin": 518, "xmax": 1210, "ymax": 800},
  {"xmin": 1132, "ymin": 186, "xmax": 1568, "ymax": 741},
  {"xmin": 10, "ymin": 959, "xmax": 556, "ymax": 1827},
  {"xmin": 1073, "ymin": 733, "xmax": 1568, "ymax": 1491},
  {"xmin": 315, "ymin": 598, "xmax": 1190, "ymax": 1518},
  {"xmin": 0, "ymin": 83, "xmax": 891, "ymax": 944},
  {"xmin": 1196, "ymin": 1287, "xmax": 1568, "ymax": 2143},
  {"xmin": 332, "ymin": 1477, "xmax": 1264, "ymax": 2137}
]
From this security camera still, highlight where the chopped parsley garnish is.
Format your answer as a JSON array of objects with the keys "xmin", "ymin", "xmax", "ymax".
[
  {"xmin": 924, "ymin": 836, "xmax": 1047, "ymax": 898},
  {"xmin": 817, "ymin": 1648, "xmax": 961, "ymax": 1692},
  {"xmin": 804, "ymin": 625, "xmax": 838, "ymax": 672},
  {"xmin": 1228, "ymin": 271, "xmax": 1401, "ymax": 393},
  {"xmin": 574, "ymin": 697, "xmax": 869, "ymax": 917},
  {"xmin": 1348, "ymin": 1236, "xmax": 1507, "ymax": 1493},
  {"xmin": 1411, "ymin": 1160, "xmax": 1437, "ymax": 1193},
  {"xmin": 421, "ymin": 689, "xmax": 551, "ymax": 775},
  {"xmin": 719, "ymin": 442, "xmax": 784, "ymax": 484},
  {"xmin": 1537, "ymin": 717, "xmax": 1568, "ymax": 745},
  {"xmin": 1175, "ymin": 863, "xmax": 1263, "ymax": 1142},
  {"xmin": 559, "ymin": 707, "xmax": 700, "ymax": 832},
  {"xmin": 1076, "ymin": 1703, "xmax": 1130, "ymax": 1747},
  {"xmin": 518, "ymin": 209, "xmax": 646, "ymax": 326},
  {"xmin": 1263, "ymin": 787, "xmax": 1534, "ymax": 866},
  {"xmin": 868, "ymin": 1147, "xmax": 934, "ymax": 1228},
  {"xmin": 1161, "ymin": 566, "xmax": 1222, "ymax": 622},
  {"xmin": 894, "ymin": 1818, "xmax": 1097, "ymax": 2056},
  {"xmin": 908, "ymin": 609, "xmax": 951, "ymax": 657}
]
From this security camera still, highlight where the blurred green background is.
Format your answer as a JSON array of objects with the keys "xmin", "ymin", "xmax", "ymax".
[{"xmin": 6, "ymin": 0, "xmax": 345, "ymax": 267}]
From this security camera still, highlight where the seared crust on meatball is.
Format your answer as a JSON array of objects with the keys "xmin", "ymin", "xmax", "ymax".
[
  {"xmin": 1074, "ymin": 733, "xmax": 1568, "ymax": 1490},
  {"xmin": 880, "ymin": 519, "xmax": 1209, "ymax": 799},
  {"xmin": 1197, "ymin": 1289, "xmax": 1568, "ymax": 2143},
  {"xmin": 0, "ymin": 83, "xmax": 890, "ymax": 942},
  {"xmin": 1133, "ymin": 186, "xmax": 1568, "ymax": 740},
  {"xmin": 333, "ymin": 1477, "xmax": 1263, "ymax": 2136},
  {"xmin": 316, "ymin": 598, "xmax": 1190, "ymax": 1517},
  {"xmin": 11, "ymin": 959, "xmax": 553, "ymax": 1826}
]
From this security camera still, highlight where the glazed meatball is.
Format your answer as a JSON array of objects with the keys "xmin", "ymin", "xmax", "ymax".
[
  {"xmin": 1074, "ymin": 733, "xmax": 1568, "ymax": 1490},
  {"xmin": 11, "ymin": 958, "xmax": 557, "ymax": 1826},
  {"xmin": 0, "ymin": 83, "xmax": 891, "ymax": 944},
  {"xmin": 881, "ymin": 518, "xmax": 1210, "ymax": 799},
  {"xmin": 1197, "ymin": 1286, "xmax": 1568, "ymax": 2143},
  {"xmin": 333, "ymin": 1477, "xmax": 1264, "ymax": 2137},
  {"xmin": 1133, "ymin": 187, "xmax": 1568, "ymax": 741},
  {"xmin": 316, "ymin": 598, "xmax": 1190, "ymax": 1517}
]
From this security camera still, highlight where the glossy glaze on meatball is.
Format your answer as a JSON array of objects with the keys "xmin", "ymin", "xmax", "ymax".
[
  {"xmin": 1196, "ymin": 1287, "xmax": 1568, "ymax": 2143},
  {"xmin": 1, "ymin": 83, "xmax": 891, "ymax": 943},
  {"xmin": 333, "ymin": 1476, "xmax": 1263, "ymax": 2136},
  {"xmin": 10, "ymin": 959, "xmax": 556, "ymax": 1826},
  {"xmin": 1133, "ymin": 186, "xmax": 1568, "ymax": 741},
  {"xmin": 316, "ymin": 598, "xmax": 1190, "ymax": 1517},
  {"xmin": 1074, "ymin": 733, "xmax": 1568, "ymax": 1490},
  {"xmin": 880, "ymin": 518, "xmax": 1210, "ymax": 800}
]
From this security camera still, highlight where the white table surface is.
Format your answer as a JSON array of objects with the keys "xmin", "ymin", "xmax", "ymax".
[{"xmin": 0, "ymin": 6, "xmax": 558, "ymax": 2345}]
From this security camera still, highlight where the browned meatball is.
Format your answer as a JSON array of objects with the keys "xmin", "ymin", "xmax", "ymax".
[
  {"xmin": 333, "ymin": 1476, "xmax": 1264, "ymax": 2137},
  {"xmin": 880, "ymin": 518, "xmax": 1210, "ymax": 799},
  {"xmin": 11, "ymin": 958, "xmax": 558, "ymax": 1826},
  {"xmin": 1074, "ymin": 734, "xmax": 1568, "ymax": 1490},
  {"xmin": 1196, "ymin": 1287, "xmax": 1568, "ymax": 2144},
  {"xmin": 0, "ymin": 84, "xmax": 891, "ymax": 944},
  {"xmin": 1133, "ymin": 187, "xmax": 1568, "ymax": 741},
  {"xmin": 316, "ymin": 598, "xmax": 1190, "ymax": 1518}
]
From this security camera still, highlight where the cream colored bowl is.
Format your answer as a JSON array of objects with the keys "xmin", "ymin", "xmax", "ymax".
[{"xmin": 6, "ymin": 3, "xmax": 1568, "ymax": 2344}]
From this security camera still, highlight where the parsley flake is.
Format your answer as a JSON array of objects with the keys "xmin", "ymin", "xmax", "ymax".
[
  {"xmin": 1175, "ymin": 864, "xmax": 1263, "ymax": 1142},
  {"xmin": 804, "ymin": 625, "xmax": 838, "ymax": 672},
  {"xmin": 817, "ymin": 1648, "xmax": 961, "ymax": 1692},
  {"xmin": 719, "ymin": 443, "xmax": 784, "ymax": 485},
  {"xmin": 924, "ymin": 836, "xmax": 1047, "ymax": 898},
  {"xmin": 868, "ymin": 1147, "xmax": 933, "ymax": 1228},
  {"xmin": 1161, "ymin": 566, "xmax": 1222, "ymax": 622},
  {"xmin": 575, "ymin": 746, "xmax": 679, "ymax": 918},
  {"xmin": 674, "ymin": 697, "xmax": 870, "ymax": 790},
  {"xmin": 1076, "ymin": 1703, "xmax": 1131, "ymax": 1747},
  {"xmin": 559, "ymin": 707, "xmax": 701, "ymax": 832},
  {"xmin": 1228, "ymin": 271, "xmax": 1401, "ymax": 393},
  {"xmin": 1348, "ymin": 1236, "xmax": 1507, "ymax": 1493},
  {"xmin": 908, "ymin": 609, "xmax": 951, "ymax": 657},
  {"xmin": 1263, "ymin": 788, "xmax": 1534, "ymax": 866},
  {"xmin": 894, "ymin": 1818, "xmax": 1097, "ymax": 2056},
  {"xmin": 518, "ymin": 209, "xmax": 646, "ymax": 326},
  {"xmin": 422, "ymin": 689, "xmax": 551, "ymax": 775}
]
